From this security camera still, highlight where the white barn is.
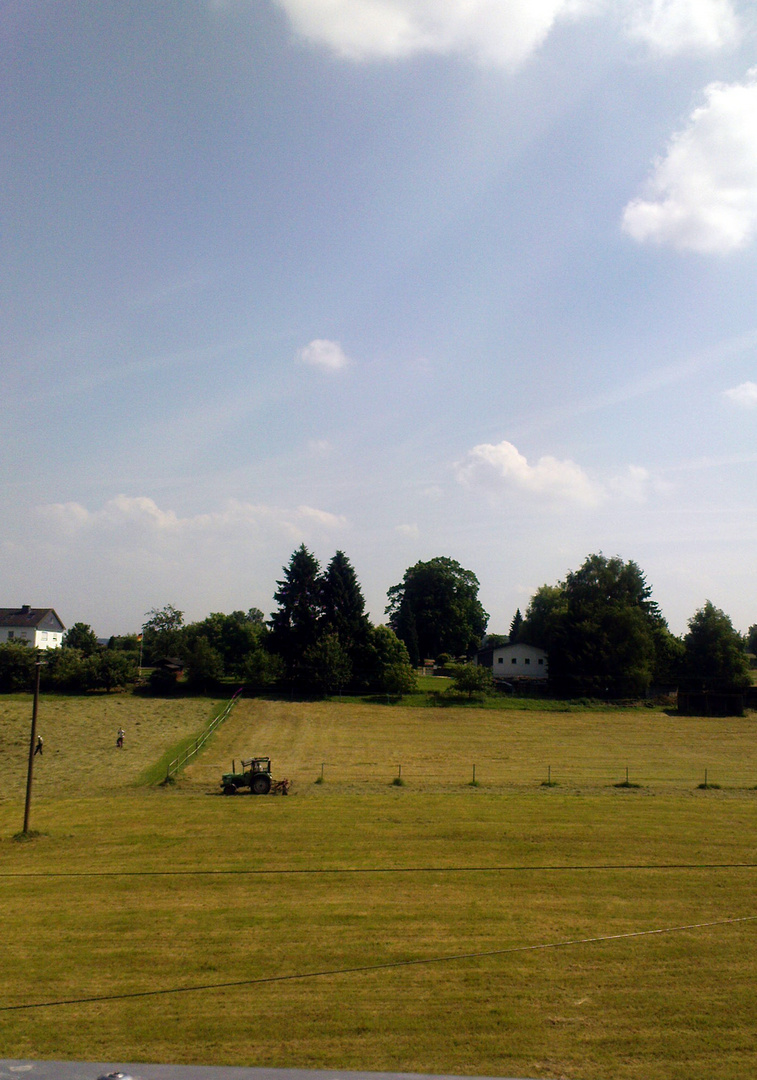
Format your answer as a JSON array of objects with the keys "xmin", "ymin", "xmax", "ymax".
[{"xmin": 486, "ymin": 643, "xmax": 548, "ymax": 681}]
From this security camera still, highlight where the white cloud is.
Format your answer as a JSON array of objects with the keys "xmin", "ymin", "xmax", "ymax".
[
  {"xmin": 297, "ymin": 338, "xmax": 351, "ymax": 372},
  {"xmin": 625, "ymin": 0, "xmax": 741, "ymax": 55},
  {"xmin": 274, "ymin": 0, "xmax": 597, "ymax": 69},
  {"xmin": 297, "ymin": 505, "xmax": 349, "ymax": 528},
  {"xmin": 395, "ymin": 522, "xmax": 420, "ymax": 538},
  {"xmin": 606, "ymin": 464, "xmax": 654, "ymax": 502},
  {"xmin": 307, "ymin": 438, "xmax": 334, "ymax": 456},
  {"xmin": 272, "ymin": 0, "xmax": 742, "ymax": 66},
  {"xmin": 37, "ymin": 496, "xmax": 347, "ymax": 545},
  {"xmin": 456, "ymin": 440, "xmax": 603, "ymax": 506},
  {"xmin": 455, "ymin": 441, "xmax": 655, "ymax": 506},
  {"xmin": 622, "ymin": 69, "xmax": 757, "ymax": 254},
  {"xmin": 723, "ymin": 380, "xmax": 757, "ymax": 406}
]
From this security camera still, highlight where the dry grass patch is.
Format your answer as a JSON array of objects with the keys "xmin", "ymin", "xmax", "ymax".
[
  {"xmin": 181, "ymin": 698, "xmax": 757, "ymax": 794},
  {"xmin": 1, "ymin": 694, "xmax": 757, "ymax": 1078},
  {"xmin": 0, "ymin": 694, "xmax": 222, "ymax": 803}
]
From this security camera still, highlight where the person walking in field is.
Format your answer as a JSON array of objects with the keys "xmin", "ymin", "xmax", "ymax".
[
  {"xmin": 34, "ymin": 735, "xmax": 43, "ymax": 756},
  {"xmin": 116, "ymin": 728, "xmax": 124, "ymax": 748}
]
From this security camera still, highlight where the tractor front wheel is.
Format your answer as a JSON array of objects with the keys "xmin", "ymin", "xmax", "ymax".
[{"xmin": 223, "ymin": 784, "xmax": 237, "ymax": 796}]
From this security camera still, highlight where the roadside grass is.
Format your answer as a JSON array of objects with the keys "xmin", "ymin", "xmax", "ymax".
[{"xmin": 0, "ymin": 695, "xmax": 756, "ymax": 1078}]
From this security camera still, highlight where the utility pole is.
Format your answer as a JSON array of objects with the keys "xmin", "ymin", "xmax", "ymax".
[{"xmin": 23, "ymin": 660, "xmax": 45, "ymax": 835}]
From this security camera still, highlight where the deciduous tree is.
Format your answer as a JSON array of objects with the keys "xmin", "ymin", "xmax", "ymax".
[
  {"xmin": 682, "ymin": 601, "xmax": 750, "ymax": 693},
  {"xmin": 386, "ymin": 557, "xmax": 488, "ymax": 665},
  {"xmin": 62, "ymin": 622, "xmax": 99, "ymax": 656}
]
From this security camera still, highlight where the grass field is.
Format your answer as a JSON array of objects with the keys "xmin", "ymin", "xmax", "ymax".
[{"xmin": 1, "ymin": 693, "xmax": 756, "ymax": 1079}]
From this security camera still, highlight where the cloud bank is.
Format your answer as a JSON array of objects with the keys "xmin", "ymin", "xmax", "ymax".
[
  {"xmin": 37, "ymin": 495, "xmax": 347, "ymax": 545},
  {"xmin": 622, "ymin": 68, "xmax": 757, "ymax": 253},
  {"xmin": 273, "ymin": 0, "xmax": 741, "ymax": 66},
  {"xmin": 456, "ymin": 440, "xmax": 651, "ymax": 506}
]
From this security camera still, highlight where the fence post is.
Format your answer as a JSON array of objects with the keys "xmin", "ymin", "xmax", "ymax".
[{"xmin": 472, "ymin": 764, "xmax": 476, "ymax": 784}]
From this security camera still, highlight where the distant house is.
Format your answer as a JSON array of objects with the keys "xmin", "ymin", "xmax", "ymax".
[
  {"xmin": 0, "ymin": 606, "xmax": 65, "ymax": 649},
  {"xmin": 478, "ymin": 642, "xmax": 548, "ymax": 682}
]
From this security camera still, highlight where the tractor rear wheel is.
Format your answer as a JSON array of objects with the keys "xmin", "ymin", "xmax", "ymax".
[
  {"xmin": 223, "ymin": 784, "xmax": 237, "ymax": 795},
  {"xmin": 251, "ymin": 774, "xmax": 271, "ymax": 795}
]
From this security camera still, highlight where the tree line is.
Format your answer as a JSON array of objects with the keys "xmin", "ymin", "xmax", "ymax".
[{"xmin": 0, "ymin": 547, "xmax": 751, "ymax": 698}]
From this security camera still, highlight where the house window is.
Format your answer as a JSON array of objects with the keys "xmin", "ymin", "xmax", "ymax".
[
  {"xmin": 41, "ymin": 632, "xmax": 48, "ymax": 641},
  {"xmin": 498, "ymin": 657, "xmax": 504, "ymax": 664},
  {"xmin": 525, "ymin": 658, "xmax": 530, "ymax": 665},
  {"xmin": 511, "ymin": 657, "xmax": 517, "ymax": 664},
  {"xmin": 538, "ymin": 658, "xmax": 544, "ymax": 665},
  {"xmin": 8, "ymin": 631, "xmax": 14, "ymax": 640}
]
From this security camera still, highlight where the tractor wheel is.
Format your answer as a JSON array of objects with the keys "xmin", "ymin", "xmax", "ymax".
[
  {"xmin": 223, "ymin": 784, "xmax": 237, "ymax": 796},
  {"xmin": 251, "ymin": 774, "xmax": 271, "ymax": 795}
]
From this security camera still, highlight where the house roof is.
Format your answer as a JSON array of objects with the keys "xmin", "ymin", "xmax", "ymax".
[{"xmin": 0, "ymin": 606, "xmax": 66, "ymax": 632}]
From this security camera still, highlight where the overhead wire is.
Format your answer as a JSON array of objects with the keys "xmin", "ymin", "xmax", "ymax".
[
  {"xmin": 1, "ymin": 914, "xmax": 755, "ymax": 1014},
  {"xmin": 1, "ymin": 862, "xmax": 757, "ymax": 878}
]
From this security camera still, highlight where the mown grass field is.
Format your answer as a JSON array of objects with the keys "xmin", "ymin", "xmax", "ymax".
[{"xmin": 1, "ymin": 694, "xmax": 756, "ymax": 1079}]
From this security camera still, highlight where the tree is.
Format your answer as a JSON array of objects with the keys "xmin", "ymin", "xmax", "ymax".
[
  {"xmin": 44, "ymin": 647, "xmax": 91, "ymax": 692},
  {"xmin": 447, "ymin": 662, "xmax": 494, "ymax": 700},
  {"xmin": 747, "ymin": 624, "xmax": 757, "ymax": 660},
  {"xmin": 94, "ymin": 649, "xmax": 138, "ymax": 692},
  {"xmin": 184, "ymin": 637, "xmax": 224, "ymax": 693},
  {"xmin": 322, "ymin": 551, "xmax": 370, "ymax": 653},
  {"xmin": 142, "ymin": 604, "xmax": 185, "ymax": 664},
  {"xmin": 682, "ymin": 601, "xmax": 750, "ymax": 694},
  {"xmin": 241, "ymin": 646, "xmax": 284, "ymax": 689},
  {"xmin": 184, "ymin": 610, "xmax": 264, "ymax": 677},
  {"xmin": 62, "ymin": 622, "xmax": 99, "ymax": 656},
  {"xmin": 521, "ymin": 554, "xmax": 671, "ymax": 698},
  {"xmin": 0, "ymin": 642, "xmax": 37, "ymax": 693},
  {"xmin": 508, "ymin": 608, "xmax": 523, "ymax": 644},
  {"xmin": 386, "ymin": 557, "xmax": 488, "ymax": 665},
  {"xmin": 520, "ymin": 584, "xmax": 566, "ymax": 652},
  {"xmin": 270, "ymin": 545, "xmax": 323, "ymax": 684},
  {"xmin": 364, "ymin": 625, "xmax": 416, "ymax": 697},
  {"xmin": 303, "ymin": 632, "xmax": 353, "ymax": 695}
]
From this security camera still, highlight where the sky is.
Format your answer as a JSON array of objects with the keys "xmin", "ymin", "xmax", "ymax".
[{"xmin": 3, "ymin": 0, "xmax": 757, "ymax": 639}]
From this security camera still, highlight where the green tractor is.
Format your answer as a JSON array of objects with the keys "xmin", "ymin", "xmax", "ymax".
[{"xmin": 221, "ymin": 757, "xmax": 289, "ymax": 795}]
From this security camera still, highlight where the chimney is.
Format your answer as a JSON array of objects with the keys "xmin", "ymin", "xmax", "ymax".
[{"xmin": 21, "ymin": 605, "xmax": 30, "ymax": 613}]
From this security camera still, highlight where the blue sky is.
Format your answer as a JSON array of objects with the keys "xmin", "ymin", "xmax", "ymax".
[{"xmin": 3, "ymin": 0, "xmax": 757, "ymax": 638}]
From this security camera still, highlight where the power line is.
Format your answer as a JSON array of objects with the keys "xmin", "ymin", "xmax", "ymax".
[
  {"xmin": 1, "ymin": 862, "xmax": 757, "ymax": 879},
  {"xmin": 1, "ymin": 914, "xmax": 754, "ymax": 1014}
]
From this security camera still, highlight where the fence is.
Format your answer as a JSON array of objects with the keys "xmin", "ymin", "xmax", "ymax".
[
  {"xmin": 165, "ymin": 687, "xmax": 242, "ymax": 780},
  {"xmin": 305, "ymin": 760, "xmax": 757, "ymax": 791}
]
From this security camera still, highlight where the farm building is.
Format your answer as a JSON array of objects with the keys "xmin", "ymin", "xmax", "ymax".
[
  {"xmin": 0, "ymin": 606, "xmax": 65, "ymax": 649},
  {"xmin": 477, "ymin": 642, "xmax": 549, "ymax": 682}
]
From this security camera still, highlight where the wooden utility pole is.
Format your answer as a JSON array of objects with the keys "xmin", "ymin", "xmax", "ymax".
[{"xmin": 23, "ymin": 660, "xmax": 44, "ymax": 835}]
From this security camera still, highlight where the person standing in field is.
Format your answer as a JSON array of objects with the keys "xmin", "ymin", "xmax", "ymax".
[
  {"xmin": 34, "ymin": 735, "xmax": 43, "ymax": 755},
  {"xmin": 116, "ymin": 728, "xmax": 124, "ymax": 748}
]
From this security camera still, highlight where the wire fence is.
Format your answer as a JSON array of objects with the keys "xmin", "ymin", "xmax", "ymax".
[
  {"xmin": 165, "ymin": 687, "xmax": 242, "ymax": 780},
  {"xmin": 297, "ymin": 760, "xmax": 757, "ymax": 791}
]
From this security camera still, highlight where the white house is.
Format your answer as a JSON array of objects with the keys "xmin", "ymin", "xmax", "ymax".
[
  {"xmin": 0, "ymin": 606, "xmax": 65, "ymax": 649},
  {"xmin": 484, "ymin": 642, "xmax": 548, "ymax": 681}
]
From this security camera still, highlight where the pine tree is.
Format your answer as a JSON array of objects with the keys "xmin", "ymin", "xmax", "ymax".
[
  {"xmin": 321, "ymin": 550, "xmax": 371, "ymax": 664},
  {"xmin": 270, "ymin": 545, "xmax": 323, "ymax": 683}
]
